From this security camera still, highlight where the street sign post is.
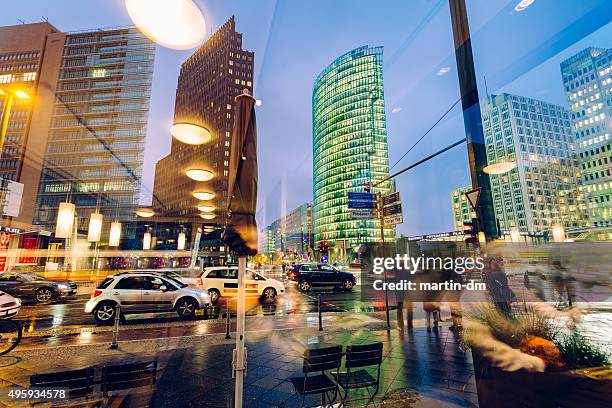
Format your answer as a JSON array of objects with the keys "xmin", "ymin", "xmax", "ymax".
[
  {"xmin": 350, "ymin": 209, "xmax": 375, "ymax": 219},
  {"xmin": 348, "ymin": 200, "xmax": 376, "ymax": 209},
  {"xmin": 348, "ymin": 191, "xmax": 376, "ymax": 219},
  {"xmin": 383, "ymin": 214, "xmax": 403, "ymax": 226},
  {"xmin": 348, "ymin": 192, "xmax": 375, "ymax": 201},
  {"xmin": 465, "ymin": 187, "xmax": 482, "ymax": 211},
  {"xmin": 381, "ymin": 191, "xmax": 400, "ymax": 207}
]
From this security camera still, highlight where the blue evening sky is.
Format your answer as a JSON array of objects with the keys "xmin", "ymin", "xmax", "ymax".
[{"xmin": 2, "ymin": 0, "xmax": 611, "ymax": 236}]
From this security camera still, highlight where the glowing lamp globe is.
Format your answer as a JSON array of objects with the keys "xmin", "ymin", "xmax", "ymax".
[
  {"xmin": 197, "ymin": 204, "xmax": 215, "ymax": 212},
  {"xmin": 193, "ymin": 191, "xmax": 215, "ymax": 201},
  {"xmin": 483, "ymin": 161, "xmax": 517, "ymax": 175},
  {"xmin": 200, "ymin": 213, "xmax": 215, "ymax": 220},
  {"xmin": 55, "ymin": 202, "xmax": 75, "ymax": 239},
  {"xmin": 125, "ymin": 0, "xmax": 206, "ymax": 50},
  {"xmin": 186, "ymin": 169, "xmax": 214, "ymax": 181},
  {"xmin": 177, "ymin": 232, "xmax": 186, "ymax": 250},
  {"xmin": 87, "ymin": 213, "xmax": 103, "ymax": 242},
  {"xmin": 171, "ymin": 123, "xmax": 212, "ymax": 145},
  {"xmin": 109, "ymin": 221, "xmax": 122, "ymax": 247}
]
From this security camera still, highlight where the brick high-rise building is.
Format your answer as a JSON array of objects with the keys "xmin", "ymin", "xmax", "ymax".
[
  {"xmin": 153, "ymin": 16, "xmax": 254, "ymax": 228},
  {"xmin": 0, "ymin": 23, "xmax": 65, "ymax": 230}
]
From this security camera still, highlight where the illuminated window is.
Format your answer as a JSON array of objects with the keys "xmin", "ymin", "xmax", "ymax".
[
  {"xmin": 23, "ymin": 72, "xmax": 36, "ymax": 81},
  {"xmin": 91, "ymin": 68, "xmax": 106, "ymax": 78},
  {"xmin": 0, "ymin": 74, "xmax": 13, "ymax": 84}
]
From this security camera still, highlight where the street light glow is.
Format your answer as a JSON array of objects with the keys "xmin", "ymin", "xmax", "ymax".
[
  {"xmin": 136, "ymin": 208, "xmax": 155, "ymax": 217},
  {"xmin": 483, "ymin": 161, "xmax": 517, "ymax": 175},
  {"xmin": 193, "ymin": 191, "xmax": 215, "ymax": 201},
  {"xmin": 14, "ymin": 90, "xmax": 30, "ymax": 99},
  {"xmin": 171, "ymin": 123, "xmax": 212, "ymax": 145},
  {"xmin": 197, "ymin": 204, "xmax": 215, "ymax": 212},
  {"xmin": 186, "ymin": 168, "xmax": 214, "ymax": 181},
  {"xmin": 125, "ymin": 0, "xmax": 206, "ymax": 50}
]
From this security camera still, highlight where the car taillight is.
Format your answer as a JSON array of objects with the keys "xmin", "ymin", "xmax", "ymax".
[
  {"xmin": 196, "ymin": 277, "xmax": 203, "ymax": 286},
  {"xmin": 92, "ymin": 289, "xmax": 102, "ymax": 298}
]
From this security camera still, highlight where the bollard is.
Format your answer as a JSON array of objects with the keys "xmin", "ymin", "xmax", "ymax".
[
  {"xmin": 109, "ymin": 304, "xmax": 120, "ymax": 350},
  {"xmin": 225, "ymin": 298, "xmax": 231, "ymax": 339},
  {"xmin": 318, "ymin": 294, "xmax": 323, "ymax": 331}
]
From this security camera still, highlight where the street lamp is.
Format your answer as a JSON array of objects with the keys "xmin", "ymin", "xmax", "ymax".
[
  {"xmin": 171, "ymin": 123, "xmax": 212, "ymax": 145},
  {"xmin": 483, "ymin": 161, "xmax": 517, "ymax": 175},
  {"xmin": 197, "ymin": 204, "xmax": 215, "ymax": 212},
  {"xmin": 136, "ymin": 207, "xmax": 155, "ymax": 218},
  {"xmin": 193, "ymin": 191, "xmax": 215, "ymax": 201},
  {"xmin": 124, "ymin": 0, "xmax": 207, "ymax": 50},
  {"xmin": 200, "ymin": 213, "xmax": 215, "ymax": 220},
  {"xmin": 185, "ymin": 168, "xmax": 214, "ymax": 181},
  {"xmin": 0, "ymin": 87, "xmax": 30, "ymax": 154}
]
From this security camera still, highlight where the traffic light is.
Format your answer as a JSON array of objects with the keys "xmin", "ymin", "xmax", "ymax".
[{"xmin": 464, "ymin": 218, "xmax": 479, "ymax": 245}]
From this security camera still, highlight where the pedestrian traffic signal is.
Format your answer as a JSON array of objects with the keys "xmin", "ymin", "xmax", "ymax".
[{"xmin": 464, "ymin": 218, "xmax": 479, "ymax": 245}]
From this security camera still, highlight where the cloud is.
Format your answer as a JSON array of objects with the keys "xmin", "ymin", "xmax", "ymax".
[
  {"xmin": 391, "ymin": 107, "xmax": 402, "ymax": 114},
  {"xmin": 437, "ymin": 66, "xmax": 451, "ymax": 76}
]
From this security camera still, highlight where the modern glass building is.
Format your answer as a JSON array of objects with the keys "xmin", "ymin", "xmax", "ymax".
[
  {"xmin": 480, "ymin": 93, "xmax": 587, "ymax": 234},
  {"xmin": 34, "ymin": 27, "xmax": 155, "ymax": 242},
  {"xmin": 312, "ymin": 46, "xmax": 394, "ymax": 256},
  {"xmin": 561, "ymin": 47, "xmax": 612, "ymax": 229}
]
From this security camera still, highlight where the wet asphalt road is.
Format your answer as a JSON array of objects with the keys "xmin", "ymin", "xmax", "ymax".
[{"xmin": 12, "ymin": 284, "xmax": 388, "ymax": 334}]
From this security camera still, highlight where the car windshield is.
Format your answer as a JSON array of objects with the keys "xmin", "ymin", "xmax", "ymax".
[
  {"xmin": 29, "ymin": 273, "xmax": 47, "ymax": 281},
  {"xmin": 164, "ymin": 275, "xmax": 187, "ymax": 288},
  {"xmin": 165, "ymin": 272, "xmax": 182, "ymax": 279}
]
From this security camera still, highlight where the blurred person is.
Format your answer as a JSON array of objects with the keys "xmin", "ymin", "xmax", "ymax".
[{"xmin": 482, "ymin": 256, "xmax": 513, "ymax": 316}]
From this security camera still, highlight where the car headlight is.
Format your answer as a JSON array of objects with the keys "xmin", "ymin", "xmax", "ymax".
[{"xmin": 57, "ymin": 284, "xmax": 69, "ymax": 289}]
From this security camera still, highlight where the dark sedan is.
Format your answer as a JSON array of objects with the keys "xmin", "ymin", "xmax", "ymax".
[
  {"xmin": 289, "ymin": 263, "xmax": 356, "ymax": 292},
  {"xmin": 0, "ymin": 273, "xmax": 77, "ymax": 303}
]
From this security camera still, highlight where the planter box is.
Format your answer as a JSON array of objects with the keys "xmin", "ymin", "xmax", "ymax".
[{"xmin": 471, "ymin": 348, "xmax": 612, "ymax": 408}]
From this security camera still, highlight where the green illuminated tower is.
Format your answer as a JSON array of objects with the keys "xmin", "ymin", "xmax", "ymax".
[{"xmin": 312, "ymin": 46, "xmax": 394, "ymax": 259}]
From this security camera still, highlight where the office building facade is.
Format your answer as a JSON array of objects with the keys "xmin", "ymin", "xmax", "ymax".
[
  {"xmin": 450, "ymin": 186, "xmax": 475, "ymax": 231},
  {"xmin": 0, "ymin": 23, "xmax": 66, "ymax": 230},
  {"xmin": 312, "ymin": 46, "xmax": 394, "ymax": 253},
  {"xmin": 561, "ymin": 47, "xmax": 612, "ymax": 228},
  {"xmin": 263, "ymin": 203, "xmax": 314, "ymax": 257},
  {"xmin": 153, "ymin": 16, "xmax": 253, "ymax": 229},
  {"xmin": 478, "ymin": 93, "xmax": 586, "ymax": 234},
  {"xmin": 33, "ymin": 26, "xmax": 155, "ymax": 241}
]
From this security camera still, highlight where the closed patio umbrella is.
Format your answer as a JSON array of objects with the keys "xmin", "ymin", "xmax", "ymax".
[{"xmin": 223, "ymin": 89, "xmax": 258, "ymax": 408}]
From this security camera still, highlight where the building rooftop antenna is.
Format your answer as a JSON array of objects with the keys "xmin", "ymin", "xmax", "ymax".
[
  {"xmin": 42, "ymin": 16, "xmax": 49, "ymax": 22},
  {"xmin": 17, "ymin": 18, "xmax": 25, "ymax": 24}
]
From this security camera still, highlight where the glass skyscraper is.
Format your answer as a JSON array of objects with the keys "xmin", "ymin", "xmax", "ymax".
[
  {"xmin": 561, "ymin": 47, "xmax": 612, "ymax": 228},
  {"xmin": 34, "ymin": 27, "xmax": 155, "ymax": 241},
  {"xmin": 480, "ymin": 93, "xmax": 587, "ymax": 234},
  {"xmin": 312, "ymin": 46, "xmax": 394, "ymax": 253}
]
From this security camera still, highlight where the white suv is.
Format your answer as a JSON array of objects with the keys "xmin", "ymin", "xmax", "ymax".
[
  {"xmin": 197, "ymin": 267, "xmax": 285, "ymax": 303},
  {"xmin": 0, "ymin": 290, "xmax": 20, "ymax": 318},
  {"xmin": 85, "ymin": 272, "xmax": 211, "ymax": 324}
]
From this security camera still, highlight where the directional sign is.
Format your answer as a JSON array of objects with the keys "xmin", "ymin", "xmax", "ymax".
[
  {"xmin": 348, "ymin": 200, "xmax": 376, "ymax": 209},
  {"xmin": 350, "ymin": 209, "xmax": 375, "ymax": 219},
  {"xmin": 465, "ymin": 187, "xmax": 482, "ymax": 211},
  {"xmin": 348, "ymin": 192, "xmax": 375, "ymax": 201},
  {"xmin": 383, "ymin": 214, "xmax": 403, "ymax": 226},
  {"xmin": 382, "ymin": 203, "xmax": 402, "ymax": 217},
  {"xmin": 382, "ymin": 192, "xmax": 400, "ymax": 207}
]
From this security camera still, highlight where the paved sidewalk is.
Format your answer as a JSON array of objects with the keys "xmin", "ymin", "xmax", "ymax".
[{"xmin": 0, "ymin": 314, "xmax": 478, "ymax": 407}]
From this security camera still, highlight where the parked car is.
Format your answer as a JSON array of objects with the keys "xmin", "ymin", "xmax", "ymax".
[
  {"xmin": 84, "ymin": 272, "xmax": 211, "ymax": 324},
  {"xmin": 197, "ymin": 267, "xmax": 285, "ymax": 303},
  {"xmin": 0, "ymin": 273, "xmax": 77, "ymax": 303},
  {"xmin": 150, "ymin": 270, "xmax": 198, "ymax": 286},
  {"xmin": 289, "ymin": 264, "xmax": 356, "ymax": 292},
  {"xmin": 0, "ymin": 290, "xmax": 20, "ymax": 318}
]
